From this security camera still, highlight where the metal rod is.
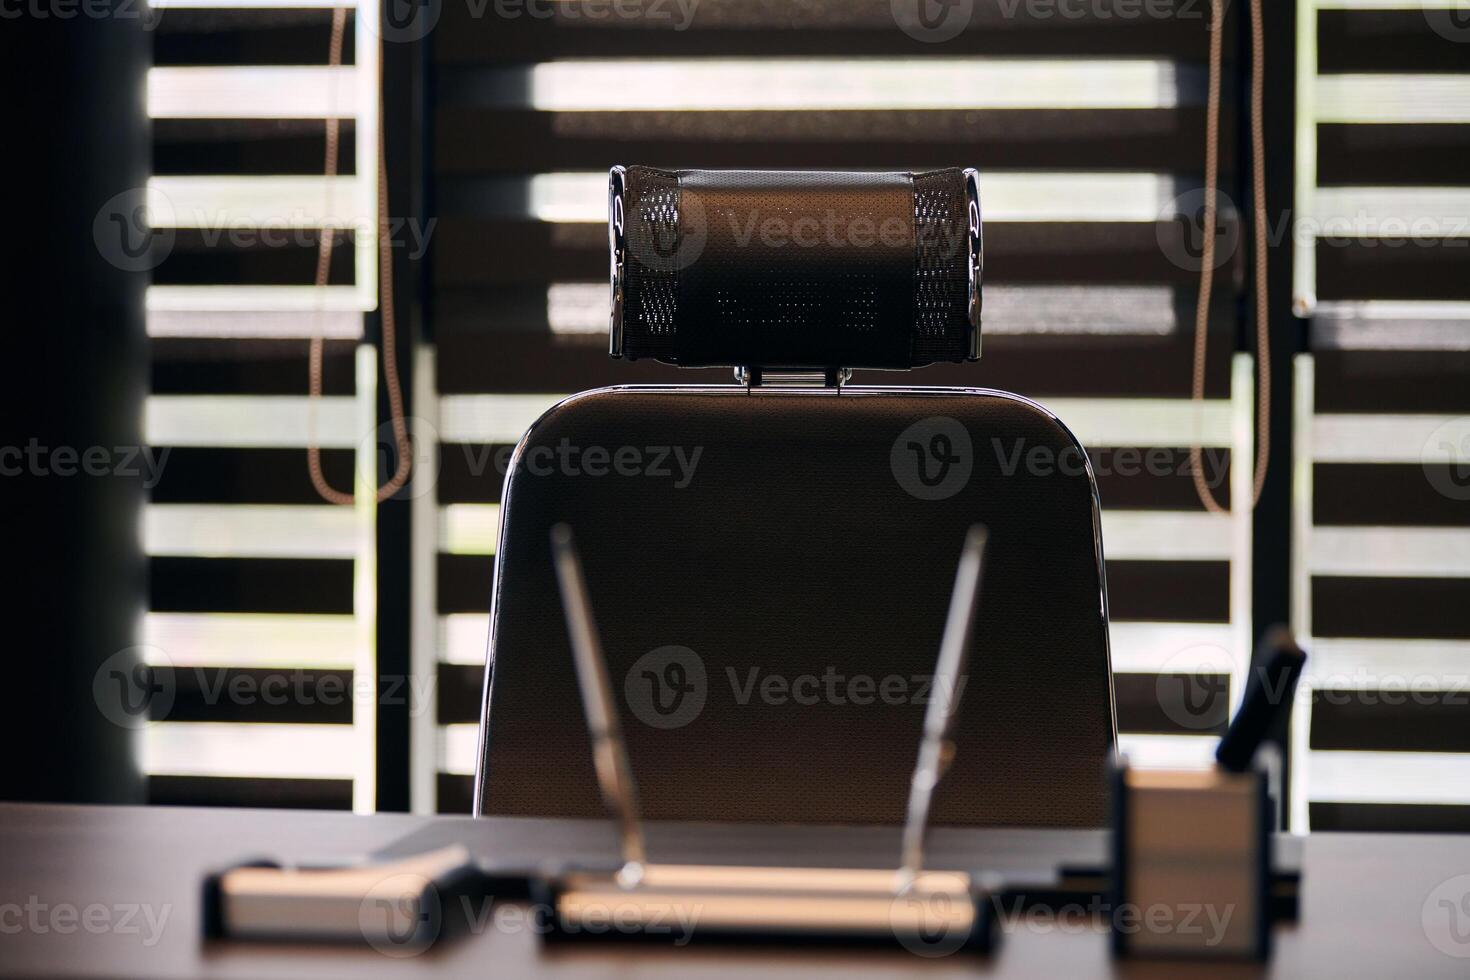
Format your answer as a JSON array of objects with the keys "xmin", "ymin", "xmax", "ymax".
[
  {"xmin": 550, "ymin": 523, "xmax": 648, "ymax": 885},
  {"xmin": 896, "ymin": 525, "xmax": 990, "ymax": 891}
]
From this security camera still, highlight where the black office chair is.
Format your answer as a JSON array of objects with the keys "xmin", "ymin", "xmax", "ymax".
[{"xmin": 474, "ymin": 168, "xmax": 1116, "ymax": 828}]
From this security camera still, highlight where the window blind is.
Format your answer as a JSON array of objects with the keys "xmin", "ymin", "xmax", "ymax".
[
  {"xmin": 424, "ymin": 0, "xmax": 1256, "ymax": 812},
  {"xmin": 1292, "ymin": 0, "xmax": 1470, "ymax": 832},
  {"xmin": 143, "ymin": 0, "xmax": 382, "ymax": 812}
]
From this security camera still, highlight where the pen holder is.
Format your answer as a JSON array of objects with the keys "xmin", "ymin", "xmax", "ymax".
[{"xmin": 1110, "ymin": 758, "xmax": 1270, "ymax": 961}]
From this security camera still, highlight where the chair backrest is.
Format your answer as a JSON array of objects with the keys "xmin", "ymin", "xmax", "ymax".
[{"xmin": 474, "ymin": 168, "xmax": 1117, "ymax": 828}]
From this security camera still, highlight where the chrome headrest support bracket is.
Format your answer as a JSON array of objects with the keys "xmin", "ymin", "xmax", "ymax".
[
  {"xmin": 608, "ymin": 165, "xmax": 628, "ymax": 359},
  {"xmin": 734, "ymin": 367, "xmax": 853, "ymax": 389},
  {"xmin": 964, "ymin": 167, "xmax": 984, "ymax": 361}
]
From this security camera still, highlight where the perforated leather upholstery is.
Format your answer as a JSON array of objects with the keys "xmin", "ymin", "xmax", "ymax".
[{"xmin": 476, "ymin": 387, "xmax": 1116, "ymax": 828}]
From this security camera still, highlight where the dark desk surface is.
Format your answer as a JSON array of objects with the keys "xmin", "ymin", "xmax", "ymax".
[{"xmin": 4, "ymin": 803, "xmax": 1470, "ymax": 978}]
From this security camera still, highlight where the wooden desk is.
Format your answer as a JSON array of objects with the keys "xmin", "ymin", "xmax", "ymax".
[{"xmin": 3, "ymin": 803, "xmax": 1469, "ymax": 978}]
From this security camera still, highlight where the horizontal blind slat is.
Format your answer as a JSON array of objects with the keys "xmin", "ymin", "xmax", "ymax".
[{"xmin": 149, "ymin": 66, "xmax": 359, "ymax": 119}]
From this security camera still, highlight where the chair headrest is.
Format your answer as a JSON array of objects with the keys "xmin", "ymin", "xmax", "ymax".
[{"xmin": 609, "ymin": 167, "xmax": 982, "ymax": 371}]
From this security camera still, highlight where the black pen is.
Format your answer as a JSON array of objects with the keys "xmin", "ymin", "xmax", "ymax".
[{"xmin": 1215, "ymin": 627, "xmax": 1307, "ymax": 773}]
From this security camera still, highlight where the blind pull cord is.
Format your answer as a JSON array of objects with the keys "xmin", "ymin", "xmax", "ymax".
[
  {"xmin": 1191, "ymin": 0, "xmax": 1271, "ymax": 515},
  {"xmin": 308, "ymin": 7, "xmax": 413, "ymax": 505}
]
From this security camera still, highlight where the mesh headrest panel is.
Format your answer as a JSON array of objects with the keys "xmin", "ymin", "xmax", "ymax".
[{"xmin": 613, "ymin": 167, "xmax": 980, "ymax": 370}]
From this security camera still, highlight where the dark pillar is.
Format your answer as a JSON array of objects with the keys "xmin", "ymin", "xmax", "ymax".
[
  {"xmin": 1245, "ymin": 0, "xmax": 1308, "ymax": 827},
  {"xmin": 374, "ymin": 16, "xmax": 428, "ymax": 813},
  {"xmin": 2, "ymin": 2, "xmax": 152, "ymax": 803}
]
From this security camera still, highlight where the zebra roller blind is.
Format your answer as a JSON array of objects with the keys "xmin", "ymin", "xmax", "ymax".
[
  {"xmin": 143, "ymin": 0, "xmax": 384, "ymax": 812},
  {"xmin": 1292, "ymin": 0, "xmax": 1470, "ymax": 833}
]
